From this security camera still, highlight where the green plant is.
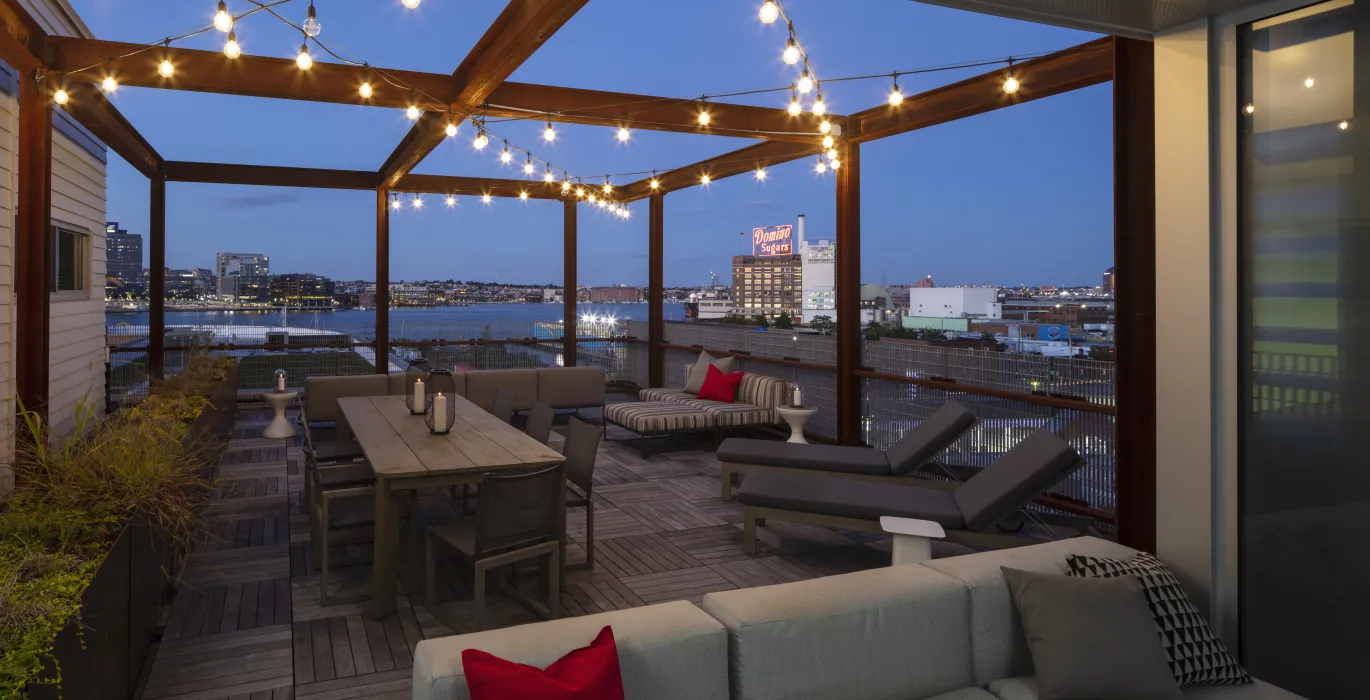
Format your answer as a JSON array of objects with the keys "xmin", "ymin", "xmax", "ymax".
[
  {"xmin": 808, "ymin": 315, "xmax": 835, "ymax": 336},
  {"xmin": 772, "ymin": 314, "xmax": 794, "ymax": 330}
]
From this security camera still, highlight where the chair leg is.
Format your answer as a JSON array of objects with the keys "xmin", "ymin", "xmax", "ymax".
[
  {"xmin": 585, "ymin": 505, "xmax": 595, "ymax": 568},
  {"xmin": 473, "ymin": 561, "xmax": 488, "ymax": 632},
  {"xmin": 423, "ymin": 535, "xmax": 437, "ymax": 611},
  {"xmin": 547, "ymin": 548, "xmax": 561, "ymax": 620},
  {"xmin": 720, "ymin": 465, "xmax": 734, "ymax": 501},
  {"xmin": 319, "ymin": 498, "xmax": 331, "ymax": 605},
  {"xmin": 743, "ymin": 510, "xmax": 757, "ymax": 554}
]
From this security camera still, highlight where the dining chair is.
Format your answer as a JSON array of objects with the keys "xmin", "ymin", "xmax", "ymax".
[
  {"xmin": 490, "ymin": 387, "xmax": 517, "ymax": 424},
  {"xmin": 301, "ymin": 410, "xmax": 372, "ymax": 548},
  {"xmin": 525, "ymin": 402, "xmax": 556, "ymax": 445},
  {"xmin": 424, "ymin": 463, "xmax": 565, "ymax": 632},
  {"xmin": 562, "ymin": 417, "xmax": 602, "ymax": 570}
]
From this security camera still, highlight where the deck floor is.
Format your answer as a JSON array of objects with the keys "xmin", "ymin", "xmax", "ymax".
[{"xmin": 139, "ymin": 403, "xmax": 901, "ymax": 700}]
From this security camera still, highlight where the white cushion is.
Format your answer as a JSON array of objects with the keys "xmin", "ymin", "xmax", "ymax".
[{"xmin": 985, "ymin": 676, "xmax": 1307, "ymax": 700}]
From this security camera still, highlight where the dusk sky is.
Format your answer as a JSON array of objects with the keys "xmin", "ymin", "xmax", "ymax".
[{"xmin": 73, "ymin": 0, "xmax": 1112, "ymax": 288}]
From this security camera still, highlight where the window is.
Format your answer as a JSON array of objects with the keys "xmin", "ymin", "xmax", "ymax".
[{"xmin": 52, "ymin": 226, "xmax": 88, "ymax": 293}]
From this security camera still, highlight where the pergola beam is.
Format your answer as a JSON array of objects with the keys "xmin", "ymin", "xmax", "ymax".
[
  {"xmin": 378, "ymin": 0, "xmax": 590, "ymax": 188},
  {"xmin": 0, "ymin": 0, "xmax": 44, "ymax": 70},
  {"xmin": 619, "ymin": 140, "xmax": 826, "ymax": 202},
  {"xmin": 165, "ymin": 161, "xmax": 379, "ymax": 190},
  {"xmin": 62, "ymin": 84, "xmax": 163, "ymax": 179}
]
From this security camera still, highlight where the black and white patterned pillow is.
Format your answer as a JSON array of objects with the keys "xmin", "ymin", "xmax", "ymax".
[{"xmin": 1066, "ymin": 552, "xmax": 1251, "ymax": 687}]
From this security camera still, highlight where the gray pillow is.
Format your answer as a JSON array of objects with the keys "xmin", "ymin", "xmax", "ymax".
[
  {"xmin": 1001, "ymin": 567, "xmax": 1182, "ymax": 700},
  {"xmin": 683, "ymin": 351, "xmax": 736, "ymax": 394}
]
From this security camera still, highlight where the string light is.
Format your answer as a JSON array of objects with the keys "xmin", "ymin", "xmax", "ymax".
[
  {"xmin": 358, "ymin": 69, "xmax": 373, "ymax": 98},
  {"xmin": 698, "ymin": 100, "xmax": 711, "ymax": 126},
  {"xmin": 214, "ymin": 1, "xmax": 233, "ymax": 32},
  {"xmin": 390, "ymin": 195, "xmax": 401, "ymax": 210},
  {"xmin": 53, "ymin": 87, "xmax": 69, "ymax": 105},
  {"xmin": 519, "ymin": 190, "xmax": 529, "ymax": 200},
  {"xmin": 499, "ymin": 143, "xmax": 512, "ymax": 164},
  {"xmin": 797, "ymin": 68, "xmax": 814, "ymax": 94},
  {"xmin": 544, "ymin": 166, "xmax": 555, "ymax": 183},
  {"xmin": 1339, "ymin": 120, "xmax": 1350, "ymax": 130},
  {"xmin": 481, "ymin": 193, "xmax": 492, "ymax": 204},
  {"xmin": 888, "ymin": 75, "xmax": 904, "ymax": 106},
  {"xmin": 617, "ymin": 126, "xmax": 631, "ymax": 142},
  {"xmin": 603, "ymin": 178, "xmax": 613, "ymax": 194},
  {"xmin": 445, "ymin": 121, "xmax": 458, "ymax": 137},
  {"xmin": 102, "ymin": 75, "xmax": 118, "ymax": 92},
  {"xmin": 1304, "ymin": 76, "xmax": 1316, "ymax": 89},
  {"xmin": 1003, "ymin": 58, "xmax": 1019, "ymax": 94},
  {"xmin": 822, "ymin": 135, "xmax": 834, "ymax": 149},
  {"xmin": 411, "ymin": 195, "xmax": 423, "ymax": 209},
  {"xmin": 1244, "ymin": 103, "xmax": 1255, "ymax": 115},
  {"xmin": 830, "ymin": 158, "xmax": 841, "ymax": 170},
  {"xmin": 788, "ymin": 91, "xmax": 802, "ymax": 117},
  {"xmin": 588, "ymin": 193, "xmax": 597, "ymax": 204},
  {"xmin": 445, "ymin": 195, "xmax": 456, "ymax": 207},
  {"xmin": 759, "ymin": 0, "xmax": 779, "ymax": 24},
  {"xmin": 223, "ymin": 31, "xmax": 240, "ymax": 59},
  {"xmin": 543, "ymin": 121, "xmax": 556, "ymax": 141},
  {"xmin": 296, "ymin": 42, "xmax": 313, "ymax": 70},
  {"xmin": 819, "ymin": 119, "xmax": 832, "ymax": 134},
  {"xmin": 649, "ymin": 171, "xmax": 660, "ymax": 190},
  {"xmin": 562, "ymin": 180, "xmax": 571, "ymax": 193},
  {"xmin": 754, "ymin": 168, "xmax": 767, "ymax": 181},
  {"xmin": 158, "ymin": 42, "xmax": 175, "ymax": 78},
  {"xmin": 473, "ymin": 129, "xmax": 488, "ymax": 150},
  {"xmin": 812, "ymin": 92, "xmax": 826, "ymax": 116},
  {"xmin": 523, "ymin": 156, "xmax": 535, "ymax": 175},
  {"xmin": 402, "ymin": 0, "xmax": 421, "ymax": 8},
  {"xmin": 576, "ymin": 187, "xmax": 586, "ymax": 198},
  {"xmin": 827, "ymin": 148, "xmax": 838, "ymax": 160},
  {"xmin": 814, "ymin": 158, "xmax": 827, "ymax": 174},
  {"xmin": 302, "ymin": 2, "xmax": 321, "ymax": 37},
  {"xmin": 783, "ymin": 36, "xmax": 801, "ymax": 65},
  {"xmin": 406, "ymin": 103, "xmax": 421, "ymax": 120},
  {"xmin": 701, "ymin": 173, "xmax": 711, "ymax": 185}
]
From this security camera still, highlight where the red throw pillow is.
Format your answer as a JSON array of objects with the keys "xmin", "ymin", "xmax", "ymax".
[
  {"xmin": 462, "ymin": 626, "xmax": 625, "ymax": 700},
  {"xmin": 696, "ymin": 364, "xmax": 744, "ymax": 403}
]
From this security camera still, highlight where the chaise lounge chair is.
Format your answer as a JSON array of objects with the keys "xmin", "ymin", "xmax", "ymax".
[
  {"xmin": 736, "ymin": 428, "xmax": 1085, "ymax": 556},
  {"xmin": 716, "ymin": 401, "xmax": 977, "ymax": 500}
]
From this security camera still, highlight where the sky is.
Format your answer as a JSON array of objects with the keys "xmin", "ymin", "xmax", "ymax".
[{"xmin": 72, "ymin": 0, "xmax": 1113, "ymax": 288}]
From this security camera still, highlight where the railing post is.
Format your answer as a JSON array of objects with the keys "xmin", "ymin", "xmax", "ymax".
[
  {"xmin": 16, "ymin": 69, "xmax": 52, "ymax": 422},
  {"xmin": 375, "ymin": 188, "xmax": 390, "ymax": 374},
  {"xmin": 564, "ymin": 199, "xmax": 577, "ymax": 366},
  {"xmin": 648, "ymin": 192, "xmax": 665, "ymax": 387},
  {"xmin": 149, "ymin": 173, "xmax": 166, "ymax": 382},
  {"xmin": 835, "ymin": 142, "xmax": 862, "ymax": 445}
]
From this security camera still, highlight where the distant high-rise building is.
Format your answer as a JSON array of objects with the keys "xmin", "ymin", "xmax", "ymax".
[
  {"xmin": 270, "ymin": 273, "xmax": 336, "ymax": 309},
  {"xmin": 585, "ymin": 286, "xmax": 643, "ymax": 303},
  {"xmin": 798, "ymin": 215, "xmax": 835, "ymax": 323},
  {"xmin": 216, "ymin": 252, "xmax": 270, "ymax": 298},
  {"xmin": 1102, "ymin": 266, "xmax": 1115, "ymax": 296},
  {"xmin": 105, "ymin": 222, "xmax": 143, "ymax": 285}
]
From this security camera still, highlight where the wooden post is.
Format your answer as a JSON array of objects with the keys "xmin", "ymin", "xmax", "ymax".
[
  {"xmin": 148, "ymin": 174, "xmax": 166, "ymax": 381},
  {"xmin": 648, "ymin": 193, "xmax": 665, "ymax": 387},
  {"xmin": 1113, "ymin": 37, "xmax": 1157, "ymax": 552},
  {"xmin": 16, "ymin": 70, "xmax": 52, "ymax": 420},
  {"xmin": 376, "ymin": 189, "xmax": 390, "ymax": 374},
  {"xmin": 835, "ymin": 142, "xmax": 862, "ymax": 445},
  {"xmin": 563, "ymin": 199, "xmax": 577, "ymax": 366}
]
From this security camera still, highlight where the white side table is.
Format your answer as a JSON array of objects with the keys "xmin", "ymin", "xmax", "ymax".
[
  {"xmin": 262, "ymin": 391, "xmax": 298, "ymax": 439},
  {"xmin": 880, "ymin": 516, "xmax": 946, "ymax": 565},
  {"xmin": 775, "ymin": 405, "xmax": 818, "ymax": 444}
]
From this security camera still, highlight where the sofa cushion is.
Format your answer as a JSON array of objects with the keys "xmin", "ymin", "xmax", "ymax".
[
  {"xmin": 922, "ymin": 537, "xmax": 1140, "ymax": 686},
  {"xmin": 927, "ymin": 690, "xmax": 1001, "ymax": 700},
  {"xmin": 717, "ymin": 439, "xmax": 892, "ymax": 477},
  {"xmin": 304, "ymin": 375, "xmax": 390, "ymax": 423},
  {"xmin": 466, "ymin": 369, "xmax": 539, "ymax": 412},
  {"xmin": 389, "ymin": 370, "xmax": 467, "ymax": 398},
  {"xmin": 412, "ymin": 601, "xmax": 727, "ymax": 700},
  {"xmin": 604, "ymin": 401, "xmax": 714, "ymax": 433},
  {"xmin": 736, "ymin": 471, "xmax": 965, "ymax": 528},
  {"xmin": 537, "ymin": 367, "xmax": 606, "ymax": 409},
  {"xmin": 638, "ymin": 387, "xmax": 695, "ymax": 404},
  {"xmin": 1001, "ymin": 567, "xmax": 1181, "ymax": 700},
  {"xmin": 700, "ymin": 564, "xmax": 975, "ymax": 700},
  {"xmin": 734, "ymin": 373, "xmax": 788, "ymax": 412},
  {"xmin": 461, "ymin": 625, "xmax": 624, "ymax": 700},
  {"xmin": 683, "ymin": 352, "xmax": 735, "ymax": 394},
  {"xmin": 886, "ymin": 401, "xmax": 978, "ymax": 476},
  {"xmin": 985, "ymin": 677, "xmax": 1305, "ymax": 700},
  {"xmin": 677, "ymin": 400, "xmax": 776, "ymax": 428}
]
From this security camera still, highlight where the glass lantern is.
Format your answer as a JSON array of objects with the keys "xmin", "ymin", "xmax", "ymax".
[
  {"xmin": 425, "ymin": 392, "xmax": 457, "ymax": 435},
  {"xmin": 273, "ymin": 369, "xmax": 288, "ymax": 394},
  {"xmin": 426, "ymin": 368, "xmax": 458, "ymax": 397},
  {"xmin": 405, "ymin": 358, "xmax": 431, "ymax": 414}
]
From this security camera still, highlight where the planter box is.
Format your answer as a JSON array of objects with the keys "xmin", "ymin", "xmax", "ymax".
[{"xmin": 187, "ymin": 365, "xmax": 239, "ymax": 481}]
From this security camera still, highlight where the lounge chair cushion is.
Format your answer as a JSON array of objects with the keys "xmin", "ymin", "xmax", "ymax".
[
  {"xmin": 885, "ymin": 401, "xmax": 978, "ymax": 476},
  {"xmin": 639, "ymin": 387, "xmax": 695, "ymax": 403},
  {"xmin": 605, "ymin": 401, "xmax": 715, "ymax": 433},
  {"xmin": 737, "ymin": 471, "xmax": 965, "ymax": 529},
  {"xmin": 675, "ymin": 400, "xmax": 773, "ymax": 428},
  {"xmin": 717, "ymin": 438, "xmax": 892, "ymax": 477},
  {"xmin": 953, "ymin": 430, "xmax": 1083, "ymax": 532}
]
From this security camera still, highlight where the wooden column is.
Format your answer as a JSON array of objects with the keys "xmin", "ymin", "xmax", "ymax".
[
  {"xmin": 15, "ymin": 71, "xmax": 52, "ymax": 419},
  {"xmin": 1113, "ymin": 37, "xmax": 1157, "ymax": 552},
  {"xmin": 148, "ymin": 174, "xmax": 166, "ymax": 381},
  {"xmin": 647, "ymin": 193, "xmax": 665, "ymax": 387},
  {"xmin": 563, "ymin": 200, "xmax": 578, "ymax": 366},
  {"xmin": 835, "ymin": 142, "xmax": 862, "ymax": 445},
  {"xmin": 376, "ymin": 189, "xmax": 390, "ymax": 374}
]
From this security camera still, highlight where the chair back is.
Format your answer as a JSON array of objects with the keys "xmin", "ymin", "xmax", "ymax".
[
  {"xmin": 562, "ymin": 417, "xmax": 602, "ymax": 494},
  {"xmin": 490, "ymin": 387, "xmax": 517, "ymax": 424},
  {"xmin": 301, "ymin": 408, "xmax": 320, "ymax": 466},
  {"xmin": 525, "ymin": 402, "xmax": 556, "ymax": 445},
  {"xmin": 884, "ymin": 401, "xmax": 978, "ymax": 476},
  {"xmin": 475, "ymin": 463, "xmax": 565, "ymax": 555},
  {"xmin": 952, "ymin": 429, "xmax": 1085, "ymax": 531}
]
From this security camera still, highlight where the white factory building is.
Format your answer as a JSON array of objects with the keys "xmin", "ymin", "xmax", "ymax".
[
  {"xmin": 797, "ymin": 215, "xmax": 836, "ymax": 324},
  {"xmin": 905, "ymin": 287, "xmax": 1002, "ymax": 320}
]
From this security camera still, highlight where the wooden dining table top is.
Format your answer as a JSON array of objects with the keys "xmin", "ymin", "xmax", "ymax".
[{"xmin": 337, "ymin": 394, "xmax": 564, "ymax": 479}]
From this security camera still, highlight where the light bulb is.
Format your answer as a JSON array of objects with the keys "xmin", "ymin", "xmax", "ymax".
[
  {"xmin": 223, "ymin": 32, "xmax": 241, "ymax": 58},
  {"xmin": 214, "ymin": 1, "xmax": 233, "ymax": 32},
  {"xmin": 296, "ymin": 44, "xmax": 313, "ymax": 70},
  {"xmin": 1304, "ymin": 76, "xmax": 1316, "ymax": 89},
  {"xmin": 1245, "ymin": 104, "xmax": 1255, "ymax": 115},
  {"xmin": 406, "ymin": 104, "xmax": 420, "ymax": 120},
  {"xmin": 822, "ymin": 135, "xmax": 834, "ymax": 148},
  {"xmin": 359, "ymin": 81, "xmax": 373, "ymax": 98},
  {"xmin": 755, "ymin": 168, "xmax": 767, "ymax": 181},
  {"xmin": 698, "ymin": 110, "xmax": 711, "ymax": 126},
  {"xmin": 303, "ymin": 4, "xmax": 321, "ymax": 37},
  {"xmin": 603, "ymin": 181, "xmax": 612, "ymax": 194},
  {"xmin": 53, "ymin": 88, "xmax": 68, "ymax": 105},
  {"xmin": 473, "ymin": 131, "xmax": 488, "ymax": 150},
  {"xmin": 649, "ymin": 179, "xmax": 660, "ymax": 190},
  {"xmin": 159, "ymin": 59, "xmax": 175, "ymax": 78},
  {"xmin": 783, "ymin": 37, "xmax": 801, "ymax": 65},
  {"xmin": 576, "ymin": 187, "xmax": 585, "ymax": 198},
  {"xmin": 562, "ymin": 180, "xmax": 572, "ymax": 193},
  {"xmin": 543, "ymin": 122, "xmax": 556, "ymax": 141},
  {"xmin": 402, "ymin": 0, "xmax": 421, "ymax": 8},
  {"xmin": 830, "ymin": 158, "xmax": 840, "ymax": 170},
  {"xmin": 1003, "ymin": 75, "xmax": 1019, "ymax": 94},
  {"xmin": 812, "ymin": 95, "xmax": 826, "ymax": 116},
  {"xmin": 481, "ymin": 194, "xmax": 492, "ymax": 204},
  {"xmin": 519, "ymin": 191, "xmax": 528, "ymax": 200},
  {"xmin": 412, "ymin": 196, "xmax": 423, "ymax": 209},
  {"xmin": 544, "ymin": 169, "xmax": 555, "ymax": 183},
  {"xmin": 827, "ymin": 148, "xmax": 838, "ymax": 160},
  {"xmin": 391, "ymin": 197, "xmax": 401, "ymax": 210},
  {"xmin": 788, "ymin": 97, "xmax": 802, "ymax": 117},
  {"xmin": 523, "ymin": 159, "xmax": 535, "ymax": 175},
  {"xmin": 819, "ymin": 119, "xmax": 832, "ymax": 134},
  {"xmin": 1339, "ymin": 120, "xmax": 1350, "ymax": 130},
  {"xmin": 101, "ymin": 76, "xmax": 118, "ymax": 92},
  {"xmin": 445, "ymin": 195, "xmax": 456, "ymax": 207},
  {"xmin": 797, "ymin": 69, "xmax": 813, "ymax": 94},
  {"xmin": 815, "ymin": 160, "xmax": 827, "ymax": 174},
  {"xmin": 701, "ymin": 174, "xmax": 711, "ymax": 185},
  {"xmin": 499, "ymin": 146, "xmax": 512, "ymax": 164},
  {"xmin": 617, "ymin": 126, "xmax": 630, "ymax": 142},
  {"xmin": 759, "ymin": 0, "xmax": 779, "ymax": 24},
  {"xmin": 888, "ymin": 85, "xmax": 904, "ymax": 106},
  {"xmin": 588, "ymin": 194, "xmax": 597, "ymax": 204},
  {"xmin": 445, "ymin": 122, "xmax": 457, "ymax": 137}
]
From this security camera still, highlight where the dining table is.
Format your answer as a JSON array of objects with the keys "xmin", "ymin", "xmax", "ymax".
[{"xmin": 336, "ymin": 394, "xmax": 566, "ymax": 619}]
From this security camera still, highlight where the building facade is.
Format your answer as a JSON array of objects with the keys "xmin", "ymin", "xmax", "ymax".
[
  {"xmin": 906, "ymin": 287, "xmax": 1002, "ymax": 319},
  {"xmin": 215, "ymin": 252, "xmax": 270, "ymax": 298},
  {"xmin": 798, "ymin": 216, "xmax": 836, "ymax": 323},
  {"xmin": 584, "ymin": 286, "xmax": 642, "ymax": 303},
  {"xmin": 270, "ymin": 274, "xmax": 336, "ymax": 309},
  {"xmin": 104, "ymin": 222, "xmax": 142, "ymax": 287},
  {"xmin": 732, "ymin": 254, "xmax": 802, "ymax": 318}
]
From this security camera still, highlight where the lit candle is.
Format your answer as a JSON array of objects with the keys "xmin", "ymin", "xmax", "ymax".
[
  {"xmin": 277, "ymin": 372, "xmax": 286, "ymax": 393},
  {"xmin": 433, "ymin": 392, "xmax": 447, "ymax": 432},
  {"xmin": 413, "ymin": 377, "xmax": 425, "ymax": 413},
  {"xmin": 792, "ymin": 386, "xmax": 802, "ymax": 407}
]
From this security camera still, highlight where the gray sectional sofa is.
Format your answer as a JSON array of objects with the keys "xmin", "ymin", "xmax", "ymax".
[
  {"xmin": 302, "ymin": 366, "xmax": 606, "ymax": 423},
  {"xmin": 411, "ymin": 537, "xmax": 1303, "ymax": 700}
]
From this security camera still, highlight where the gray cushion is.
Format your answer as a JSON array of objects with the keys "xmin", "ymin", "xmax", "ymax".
[
  {"xmin": 683, "ymin": 351, "xmax": 735, "ymax": 394},
  {"xmin": 886, "ymin": 401, "xmax": 978, "ymax": 476},
  {"xmin": 953, "ymin": 430, "xmax": 1083, "ymax": 531},
  {"xmin": 536, "ymin": 366, "xmax": 606, "ymax": 409},
  {"xmin": 737, "ymin": 471, "xmax": 965, "ymax": 528},
  {"xmin": 717, "ymin": 438, "xmax": 891, "ymax": 477},
  {"xmin": 1001, "ymin": 567, "xmax": 1182, "ymax": 700}
]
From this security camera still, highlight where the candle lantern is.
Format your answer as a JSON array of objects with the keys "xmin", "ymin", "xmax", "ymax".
[
  {"xmin": 274, "ymin": 369, "xmax": 288, "ymax": 393},
  {"xmin": 426, "ymin": 368, "xmax": 458, "ymax": 397},
  {"xmin": 406, "ymin": 358, "xmax": 431, "ymax": 414},
  {"xmin": 425, "ymin": 392, "xmax": 457, "ymax": 434}
]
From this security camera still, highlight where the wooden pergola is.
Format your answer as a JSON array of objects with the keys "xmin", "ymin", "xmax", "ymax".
[{"xmin": 0, "ymin": 1, "xmax": 1156, "ymax": 550}]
